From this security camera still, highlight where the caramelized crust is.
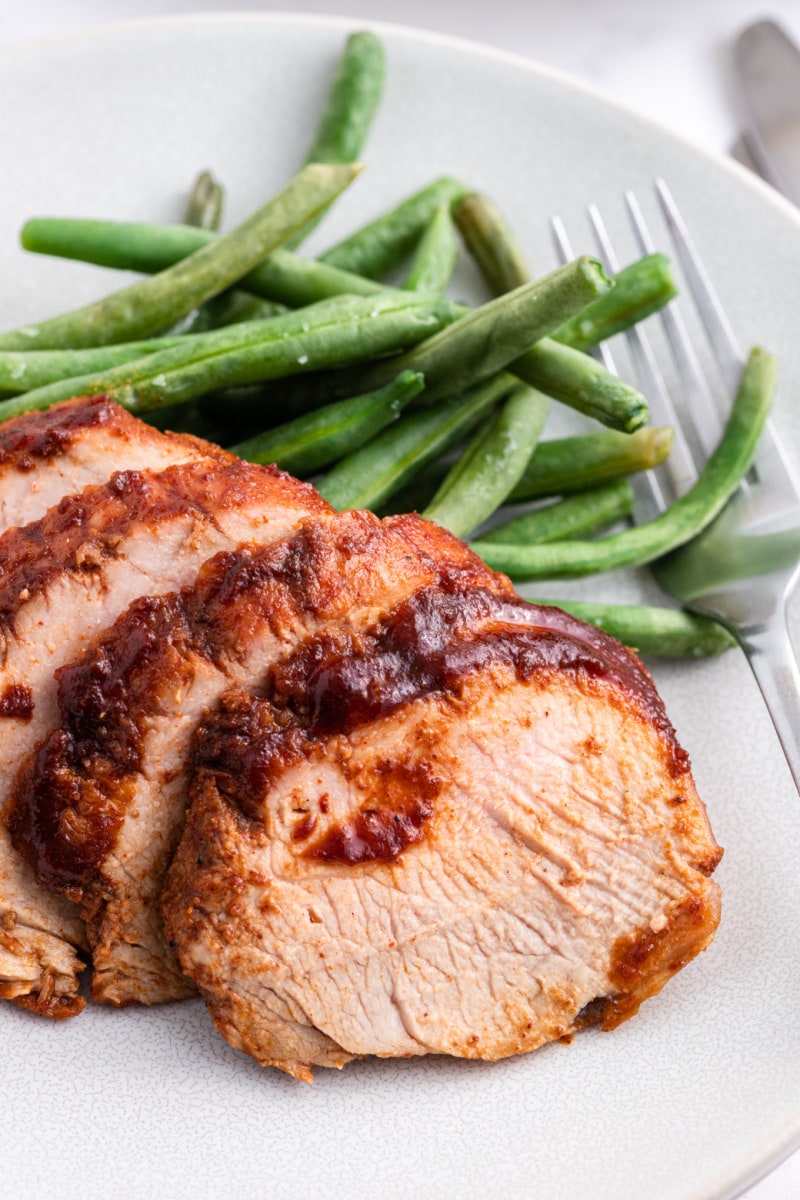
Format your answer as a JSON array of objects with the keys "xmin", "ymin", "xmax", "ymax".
[
  {"xmin": 0, "ymin": 397, "xmax": 325, "ymax": 1017},
  {"xmin": 159, "ymin": 522, "xmax": 722, "ymax": 1079},
  {"xmin": 10, "ymin": 511, "xmax": 503, "ymax": 1005},
  {"xmin": 0, "ymin": 394, "xmax": 219, "ymax": 532}
]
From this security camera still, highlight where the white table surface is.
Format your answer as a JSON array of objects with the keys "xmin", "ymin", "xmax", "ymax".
[{"xmin": 4, "ymin": 3, "xmax": 800, "ymax": 1197}]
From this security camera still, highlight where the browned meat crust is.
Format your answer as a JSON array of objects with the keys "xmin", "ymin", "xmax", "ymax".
[
  {"xmin": 0, "ymin": 397, "xmax": 325, "ymax": 1016},
  {"xmin": 153, "ymin": 519, "xmax": 722, "ymax": 1080},
  {"xmin": 10, "ymin": 512, "xmax": 506, "ymax": 1005}
]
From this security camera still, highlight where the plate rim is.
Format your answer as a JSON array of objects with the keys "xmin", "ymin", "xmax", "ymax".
[{"xmin": 2, "ymin": 12, "xmax": 799, "ymax": 1200}]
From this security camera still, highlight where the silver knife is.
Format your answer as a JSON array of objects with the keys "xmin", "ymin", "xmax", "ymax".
[{"xmin": 735, "ymin": 19, "xmax": 800, "ymax": 205}]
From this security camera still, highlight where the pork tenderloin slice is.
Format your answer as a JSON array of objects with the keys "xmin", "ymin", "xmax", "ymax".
[
  {"xmin": 11, "ymin": 511, "xmax": 507, "ymax": 1007},
  {"xmin": 0, "ymin": 395, "xmax": 217, "ymax": 531},
  {"xmin": 1, "ymin": 454, "xmax": 325, "ymax": 1016},
  {"xmin": 162, "ymin": 579, "xmax": 722, "ymax": 1081}
]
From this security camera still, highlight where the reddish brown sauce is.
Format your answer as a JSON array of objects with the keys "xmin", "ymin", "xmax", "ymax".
[
  {"xmin": 0, "ymin": 395, "xmax": 116, "ymax": 469},
  {"xmin": 0, "ymin": 682, "xmax": 33, "ymax": 719},
  {"xmin": 194, "ymin": 577, "xmax": 683, "ymax": 866},
  {"xmin": 307, "ymin": 760, "xmax": 440, "ymax": 864}
]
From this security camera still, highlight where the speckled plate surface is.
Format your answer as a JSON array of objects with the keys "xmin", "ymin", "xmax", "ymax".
[{"xmin": 1, "ymin": 14, "xmax": 799, "ymax": 1200}]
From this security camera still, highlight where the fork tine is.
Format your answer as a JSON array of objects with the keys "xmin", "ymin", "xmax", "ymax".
[
  {"xmin": 625, "ymin": 190, "xmax": 723, "ymax": 460},
  {"xmin": 586, "ymin": 203, "xmax": 699, "ymax": 503},
  {"xmin": 656, "ymin": 181, "xmax": 800, "ymax": 519},
  {"xmin": 550, "ymin": 216, "xmax": 618, "ymax": 375},
  {"xmin": 655, "ymin": 179, "xmax": 744, "ymax": 394}
]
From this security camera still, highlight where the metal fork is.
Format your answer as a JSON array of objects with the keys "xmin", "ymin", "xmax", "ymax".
[{"xmin": 552, "ymin": 180, "xmax": 800, "ymax": 794}]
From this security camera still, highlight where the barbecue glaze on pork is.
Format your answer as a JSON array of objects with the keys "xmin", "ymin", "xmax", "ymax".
[
  {"xmin": 2, "ymin": 398, "xmax": 723, "ymax": 1070},
  {"xmin": 0, "ymin": 397, "xmax": 324, "ymax": 1013},
  {"xmin": 10, "ymin": 511, "xmax": 503, "ymax": 1006},
  {"xmin": 157, "ymin": 523, "xmax": 722, "ymax": 1080}
]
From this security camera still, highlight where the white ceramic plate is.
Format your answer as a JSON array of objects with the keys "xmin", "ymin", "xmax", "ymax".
[{"xmin": 2, "ymin": 14, "xmax": 800, "ymax": 1200}]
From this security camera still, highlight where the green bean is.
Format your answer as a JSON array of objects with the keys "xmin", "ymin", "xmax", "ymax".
[
  {"xmin": 0, "ymin": 292, "xmax": 455, "ymax": 421},
  {"xmin": 230, "ymin": 369, "xmax": 424, "ymax": 473},
  {"xmin": 354, "ymin": 257, "xmax": 611, "ymax": 404},
  {"xmin": 183, "ymin": 170, "xmax": 225, "ymax": 231},
  {"xmin": 552, "ymin": 253, "xmax": 677, "ymax": 351},
  {"xmin": 318, "ymin": 373, "xmax": 514, "ymax": 511},
  {"xmin": 529, "ymin": 599, "xmax": 737, "ymax": 658},
  {"xmin": 510, "ymin": 337, "xmax": 648, "ymax": 431},
  {"xmin": 22, "ymin": 217, "xmax": 649, "ymax": 430},
  {"xmin": 422, "ymin": 384, "xmax": 550, "ymax": 537},
  {"xmin": 481, "ymin": 479, "xmax": 635, "ymax": 544},
  {"xmin": 21, "ymin": 218, "xmax": 387, "ymax": 307},
  {"xmin": 472, "ymin": 346, "xmax": 774, "ymax": 580},
  {"xmin": 319, "ymin": 177, "xmax": 470, "ymax": 278},
  {"xmin": 453, "ymin": 192, "xmax": 532, "ymax": 295},
  {"xmin": 403, "ymin": 205, "xmax": 459, "ymax": 293},
  {"xmin": 4, "ymin": 162, "xmax": 360, "ymax": 351},
  {"xmin": 285, "ymin": 32, "xmax": 385, "ymax": 250},
  {"xmin": 511, "ymin": 426, "xmax": 674, "ymax": 501},
  {"xmin": 168, "ymin": 170, "xmax": 229, "ymax": 336},
  {"xmin": 0, "ymin": 334, "xmax": 197, "ymax": 392}
]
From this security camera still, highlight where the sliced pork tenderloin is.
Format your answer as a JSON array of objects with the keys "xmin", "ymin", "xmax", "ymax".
[
  {"xmin": 0, "ymin": 394, "xmax": 217, "ymax": 531},
  {"xmin": 161, "ymin": 564, "xmax": 722, "ymax": 1081},
  {"xmin": 0, "ymin": 404, "xmax": 326, "ymax": 1016},
  {"xmin": 10, "ymin": 511, "xmax": 498, "ymax": 1007}
]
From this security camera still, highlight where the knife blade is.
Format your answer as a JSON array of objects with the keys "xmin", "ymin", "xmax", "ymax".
[{"xmin": 735, "ymin": 19, "xmax": 800, "ymax": 205}]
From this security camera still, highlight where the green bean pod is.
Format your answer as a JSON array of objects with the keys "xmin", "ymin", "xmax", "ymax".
[
  {"xmin": 4, "ymin": 162, "xmax": 361, "ymax": 351},
  {"xmin": 355, "ymin": 257, "xmax": 611, "ymax": 404},
  {"xmin": 286, "ymin": 31, "xmax": 385, "ymax": 249},
  {"xmin": 530, "ymin": 599, "xmax": 737, "ymax": 658},
  {"xmin": 318, "ymin": 373, "xmax": 514, "ymax": 511},
  {"xmin": 422, "ymin": 384, "xmax": 550, "ymax": 537},
  {"xmin": 510, "ymin": 337, "xmax": 649, "ymax": 432},
  {"xmin": 230, "ymin": 369, "xmax": 424, "ymax": 473},
  {"xmin": 511, "ymin": 426, "xmax": 674, "ymax": 502},
  {"xmin": 319, "ymin": 177, "xmax": 470, "ymax": 278},
  {"xmin": 0, "ymin": 292, "xmax": 455, "ymax": 421},
  {"xmin": 471, "ymin": 346, "xmax": 774, "ymax": 580},
  {"xmin": 481, "ymin": 479, "xmax": 635, "ymax": 544},
  {"xmin": 453, "ymin": 192, "xmax": 532, "ymax": 294},
  {"xmin": 183, "ymin": 170, "xmax": 225, "ymax": 231},
  {"xmin": 552, "ymin": 253, "xmax": 677, "ymax": 351},
  {"xmin": 21, "ymin": 216, "xmax": 651, "ymax": 431},
  {"xmin": 403, "ymin": 204, "xmax": 459, "ymax": 293}
]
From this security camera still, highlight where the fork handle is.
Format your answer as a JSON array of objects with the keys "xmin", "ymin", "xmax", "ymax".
[{"xmin": 739, "ymin": 612, "xmax": 800, "ymax": 795}]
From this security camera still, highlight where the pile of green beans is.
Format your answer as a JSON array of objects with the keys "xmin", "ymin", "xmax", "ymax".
[{"xmin": 3, "ymin": 28, "xmax": 774, "ymax": 660}]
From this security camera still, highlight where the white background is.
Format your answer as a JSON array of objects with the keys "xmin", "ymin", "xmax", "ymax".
[{"xmin": 3, "ymin": 3, "xmax": 800, "ymax": 1197}]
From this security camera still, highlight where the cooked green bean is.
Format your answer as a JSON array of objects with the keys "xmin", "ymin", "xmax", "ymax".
[
  {"xmin": 285, "ymin": 32, "xmax": 385, "ymax": 250},
  {"xmin": 453, "ymin": 192, "xmax": 532, "ymax": 295},
  {"xmin": 403, "ymin": 205, "xmax": 459, "ymax": 293},
  {"xmin": 529, "ymin": 599, "xmax": 737, "ymax": 658},
  {"xmin": 318, "ymin": 373, "xmax": 514, "ymax": 511},
  {"xmin": 183, "ymin": 170, "xmax": 225, "ymax": 231},
  {"xmin": 230, "ymin": 369, "xmax": 424, "ymax": 473},
  {"xmin": 422, "ymin": 384, "xmax": 550, "ymax": 537},
  {"xmin": 552, "ymin": 253, "xmax": 677, "ymax": 351},
  {"xmin": 0, "ymin": 334, "xmax": 196, "ymax": 392},
  {"xmin": 21, "ymin": 218, "xmax": 389, "ymax": 307},
  {"xmin": 319, "ymin": 177, "xmax": 470, "ymax": 279},
  {"xmin": 481, "ymin": 479, "xmax": 635, "ymax": 544},
  {"xmin": 510, "ymin": 337, "xmax": 648, "ymax": 431},
  {"xmin": 354, "ymin": 257, "xmax": 612, "ymax": 404},
  {"xmin": 472, "ymin": 346, "xmax": 774, "ymax": 580},
  {"xmin": 0, "ymin": 292, "xmax": 455, "ymax": 421},
  {"xmin": 302, "ymin": 32, "xmax": 385, "ymax": 166},
  {"xmin": 511, "ymin": 426, "xmax": 674, "ymax": 501},
  {"xmin": 3, "ymin": 162, "xmax": 360, "ymax": 351},
  {"xmin": 22, "ymin": 218, "xmax": 651, "ymax": 430}
]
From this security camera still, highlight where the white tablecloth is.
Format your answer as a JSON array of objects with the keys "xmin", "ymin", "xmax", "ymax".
[{"xmin": 4, "ymin": 3, "xmax": 799, "ymax": 1196}]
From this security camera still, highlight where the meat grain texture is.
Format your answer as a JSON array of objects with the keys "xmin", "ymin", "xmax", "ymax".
[{"xmin": 2, "ymin": 397, "xmax": 722, "ymax": 1079}]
